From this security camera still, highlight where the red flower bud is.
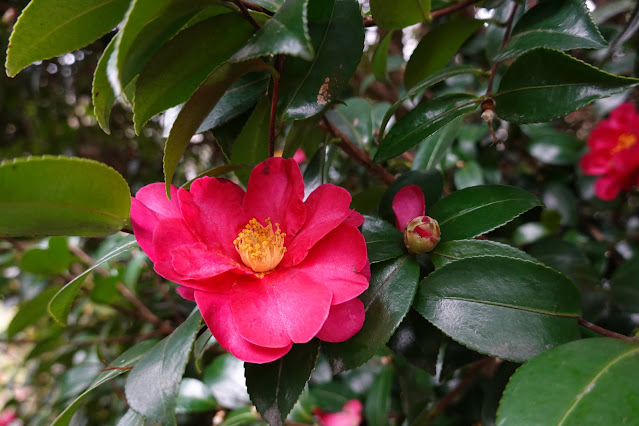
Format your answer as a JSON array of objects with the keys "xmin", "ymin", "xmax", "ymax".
[{"xmin": 403, "ymin": 216, "xmax": 441, "ymax": 253}]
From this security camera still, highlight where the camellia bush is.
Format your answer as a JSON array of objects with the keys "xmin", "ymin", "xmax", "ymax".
[{"xmin": 2, "ymin": 0, "xmax": 639, "ymax": 425}]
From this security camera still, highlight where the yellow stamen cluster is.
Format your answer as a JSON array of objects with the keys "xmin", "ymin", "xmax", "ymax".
[
  {"xmin": 612, "ymin": 133, "xmax": 637, "ymax": 154},
  {"xmin": 233, "ymin": 218, "xmax": 286, "ymax": 273}
]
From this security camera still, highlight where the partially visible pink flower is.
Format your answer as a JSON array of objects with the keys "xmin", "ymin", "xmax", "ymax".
[
  {"xmin": 580, "ymin": 102, "xmax": 639, "ymax": 200},
  {"xmin": 314, "ymin": 399, "xmax": 363, "ymax": 426},
  {"xmin": 130, "ymin": 158, "xmax": 369, "ymax": 364},
  {"xmin": 0, "ymin": 408, "xmax": 17, "ymax": 426},
  {"xmin": 392, "ymin": 185, "xmax": 440, "ymax": 253},
  {"xmin": 293, "ymin": 148, "xmax": 307, "ymax": 164}
]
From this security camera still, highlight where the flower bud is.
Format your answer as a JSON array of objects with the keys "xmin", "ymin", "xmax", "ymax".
[{"xmin": 403, "ymin": 216, "xmax": 441, "ymax": 254}]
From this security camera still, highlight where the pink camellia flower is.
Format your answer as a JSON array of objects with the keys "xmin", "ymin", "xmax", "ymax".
[
  {"xmin": 130, "ymin": 157, "xmax": 369, "ymax": 363},
  {"xmin": 580, "ymin": 102, "xmax": 639, "ymax": 200},
  {"xmin": 392, "ymin": 185, "xmax": 440, "ymax": 253},
  {"xmin": 314, "ymin": 399, "xmax": 363, "ymax": 426},
  {"xmin": 0, "ymin": 408, "xmax": 17, "ymax": 426}
]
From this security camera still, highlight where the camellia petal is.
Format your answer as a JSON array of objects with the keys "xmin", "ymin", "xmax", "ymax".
[
  {"xmin": 176, "ymin": 286, "xmax": 195, "ymax": 301},
  {"xmin": 243, "ymin": 157, "xmax": 306, "ymax": 237},
  {"xmin": 171, "ymin": 242, "xmax": 252, "ymax": 280},
  {"xmin": 150, "ymin": 219, "xmax": 198, "ymax": 283},
  {"xmin": 178, "ymin": 177, "xmax": 246, "ymax": 258},
  {"xmin": 282, "ymin": 184, "xmax": 355, "ymax": 267},
  {"xmin": 195, "ymin": 291, "xmax": 293, "ymax": 364},
  {"xmin": 392, "ymin": 185, "xmax": 425, "ymax": 230},
  {"xmin": 295, "ymin": 224, "xmax": 369, "ymax": 304},
  {"xmin": 315, "ymin": 298, "xmax": 365, "ymax": 343},
  {"xmin": 135, "ymin": 183, "xmax": 182, "ymax": 218},
  {"xmin": 229, "ymin": 270, "xmax": 333, "ymax": 348}
]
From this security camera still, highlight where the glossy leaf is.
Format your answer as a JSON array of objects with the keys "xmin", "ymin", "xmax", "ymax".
[
  {"xmin": 380, "ymin": 65, "xmax": 484, "ymax": 136},
  {"xmin": 387, "ymin": 309, "xmax": 441, "ymax": 375},
  {"xmin": 412, "ymin": 117, "xmax": 460, "ymax": 171},
  {"xmin": 163, "ymin": 59, "xmax": 273, "ymax": 195},
  {"xmin": 203, "ymin": 354, "xmax": 251, "ymax": 409},
  {"xmin": 232, "ymin": 0, "xmax": 313, "ymax": 61},
  {"xmin": 361, "ymin": 215, "xmax": 405, "ymax": 263},
  {"xmin": 133, "ymin": 14, "xmax": 255, "ymax": 132},
  {"xmin": 497, "ymin": 338, "xmax": 639, "ymax": 425},
  {"xmin": 109, "ymin": 0, "xmax": 215, "ymax": 94},
  {"xmin": 20, "ymin": 237, "xmax": 73, "ymax": 276},
  {"xmin": 430, "ymin": 239, "xmax": 537, "ymax": 269},
  {"xmin": 7, "ymin": 286, "xmax": 60, "ymax": 339},
  {"xmin": 370, "ymin": 0, "xmax": 429, "ymax": 30},
  {"xmin": 325, "ymin": 98, "xmax": 374, "ymax": 148},
  {"xmin": 528, "ymin": 238, "xmax": 598, "ymax": 288},
  {"xmin": 219, "ymin": 407, "xmax": 261, "ymax": 426},
  {"xmin": 364, "ymin": 364, "xmax": 393, "ymax": 426},
  {"xmin": 116, "ymin": 410, "xmax": 146, "ymax": 426},
  {"xmin": 525, "ymin": 127, "xmax": 585, "ymax": 166},
  {"xmin": 93, "ymin": 36, "xmax": 117, "ymax": 134},
  {"xmin": 0, "ymin": 156, "xmax": 131, "ymax": 237},
  {"xmin": 278, "ymin": 0, "xmax": 364, "ymax": 119},
  {"xmin": 379, "ymin": 169, "xmax": 443, "ymax": 223},
  {"xmin": 5, "ymin": 0, "xmax": 129, "ymax": 77},
  {"xmin": 372, "ymin": 31, "xmax": 392, "ymax": 82},
  {"xmin": 52, "ymin": 340, "xmax": 157, "ymax": 426},
  {"xmin": 324, "ymin": 255, "xmax": 420, "ymax": 373},
  {"xmin": 493, "ymin": 48, "xmax": 639, "ymax": 123},
  {"xmin": 454, "ymin": 160, "xmax": 484, "ymax": 189},
  {"xmin": 611, "ymin": 256, "xmax": 639, "ymax": 312},
  {"xmin": 245, "ymin": 340, "xmax": 320, "ymax": 426},
  {"xmin": 176, "ymin": 378, "xmax": 217, "ymax": 413},
  {"xmin": 231, "ymin": 97, "xmax": 271, "ymax": 184},
  {"xmin": 600, "ymin": 0, "xmax": 639, "ymax": 63},
  {"xmin": 250, "ymin": 0, "xmax": 285, "ymax": 12},
  {"xmin": 404, "ymin": 18, "xmax": 483, "ymax": 89},
  {"xmin": 429, "ymin": 185, "xmax": 542, "ymax": 242},
  {"xmin": 125, "ymin": 309, "xmax": 202, "ymax": 426},
  {"xmin": 48, "ymin": 237, "xmax": 137, "ymax": 325},
  {"xmin": 495, "ymin": 0, "xmax": 606, "ymax": 61},
  {"xmin": 374, "ymin": 93, "xmax": 479, "ymax": 163},
  {"xmin": 414, "ymin": 256, "xmax": 581, "ymax": 362}
]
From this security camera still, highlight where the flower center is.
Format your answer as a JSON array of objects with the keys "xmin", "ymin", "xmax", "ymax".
[
  {"xmin": 611, "ymin": 133, "xmax": 637, "ymax": 154},
  {"xmin": 233, "ymin": 218, "xmax": 286, "ymax": 273}
]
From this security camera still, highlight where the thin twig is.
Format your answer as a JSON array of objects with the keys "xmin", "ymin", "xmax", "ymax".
[
  {"xmin": 486, "ymin": 2, "xmax": 519, "ymax": 94},
  {"xmin": 320, "ymin": 117, "xmax": 396, "ymax": 185},
  {"xmin": 117, "ymin": 283, "xmax": 175, "ymax": 334},
  {"xmin": 241, "ymin": 0, "xmax": 272, "ymax": 15},
  {"xmin": 233, "ymin": 0, "xmax": 261, "ymax": 30},
  {"xmin": 578, "ymin": 317, "xmax": 639, "ymax": 341},
  {"xmin": 430, "ymin": 0, "xmax": 484, "ymax": 19},
  {"xmin": 269, "ymin": 55, "xmax": 284, "ymax": 157}
]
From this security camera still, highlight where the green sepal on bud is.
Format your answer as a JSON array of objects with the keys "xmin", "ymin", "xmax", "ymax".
[{"xmin": 403, "ymin": 216, "xmax": 441, "ymax": 254}]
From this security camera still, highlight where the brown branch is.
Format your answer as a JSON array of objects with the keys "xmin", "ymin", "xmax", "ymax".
[
  {"xmin": 233, "ymin": 0, "xmax": 261, "ymax": 30},
  {"xmin": 117, "ymin": 283, "xmax": 175, "ymax": 334},
  {"xmin": 269, "ymin": 55, "xmax": 284, "ymax": 157},
  {"xmin": 430, "ymin": 0, "xmax": 484, "ymax": 20},
  {"xmin": 320, "ymin": 117, "xmax": 396, "ymax": 185},
  {"xmin": 241, "ymin": 1, "xmax": 272, "ymax": 15},
  {"xmin": 578, "ymin": 317, "xmax": 639, "ymax": 342},
  {"xmin": 486, "ymin": 2, "xmax": 519, "ymax": 94}
]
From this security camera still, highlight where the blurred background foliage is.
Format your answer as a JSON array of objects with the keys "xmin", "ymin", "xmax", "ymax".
[{"xmin": 1, "ymin": 0, "xmax": 639, "ymax": 425}]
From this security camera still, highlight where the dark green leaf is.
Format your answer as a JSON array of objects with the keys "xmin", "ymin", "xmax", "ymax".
[
  {"xmin": 387, "ymin": 309, "xmax": 441, "ymax": 375},
  {"xmin": 454, "ymin": 159, "xmax": 484, "ymax": 189},
  {"xmin": 176, "ymin": 378, "xmax": 217, "ymax": 413},
  {"xmin": 374, "ymin": 94, "xmax": 479, "ymax": 163},
  {"xmin": 370, "ymin": 0, "xmax": 429, "ymax": 30},
  {"xmin": 245, "ymin": 340, "xmax": 320, "ymax": 426},
  {"xmin": 324, "ymin": 255, "xmax": 420, "ymax": 373},
  {"xmin": 282, "ymin": 117, "xmax": 323, "ymax": 159},
  {"xmin": 109, "ymin": 0, "xmax": 216, "ymax": 93},
  {"xmin": 528, "ymin": 238, "xmax": 599, "ymax": 288},
  {"xmin": 231, "ymin": 97, "xmax": 271, "ymax": 184},
  {"xmin": 414, "ymin": 256, "xmax": 581, "ymax": 362},
  {"xmin": 524, "ymin": 125, "xmax": 585, "ymax": 166},
  {"xmin": 125, "ymin": 309, "xmax": 202, "ymax": 426},
  {"xmin": 380, "ymin": 65, "xmax": 484, "ymax": 136},
  {"xmin": 611, "ymin": 256, "xmax": 639, "ymax": 312},
  {"xmin": 350, "ymin": 186, "xmax": 386, "ymax": 215},
  {"xmin": 430, "ymin": 239, "xmax": 537, "ymax": 269},
  {"xmin": 219, "ymin": 407, "xmax": 261, "ymax": 426},
  {"xmin": 93, "ymin": 36, "xmax": 118, "ymax": 134},
  {"xmin": 495, "ymin": 0, "xmax": 607, "ymax": 61},
  {"xmin": 600, "ymin": 0, "xmax": 639, "ymax": 64},
  {"xmin": 5, "ymin": 0, "xmax": 129, "ymax": 77},
  {"xmin": 497, "ymin": 338, "xmax": 639, "ymax": 424},
  {"xmin": 52, "ymin": 340, "xmax": 157, "ymax": 426},
  {"xmin": 512, "ymin": 222, "xmax": 551, "ymax": 246},
  {"xmin": 543, "ymin": 183, "xmax": 579, "ymax": 226},
  {"xmin": 278, "ymin": 0, "xmax": 364, "ymax": 119},
  {"xmin": 404, "ymin": 18, "xmax": 483, "ymax": 89},
  {"xmin": 379, "ymin": 169, "xmax": 443, "ymax": 223},
  {"xmin": 8, "ymin": 286, "xmax": 60, "ymax": 339},
  {"xmin": 493, "ymin": 48, "xmax": 639, "ymax": 123},
  {"xmin": 133, "ymin": 14, "xmax": 255, "ymax": 132},
  {"xmin": 364, "ymin": 364, "xmax": 393, "ymax": 426},
  {"xmin": 0, "ymin": 156, "xmax": 131, "ymax": 237},
  {"xmin": 48, "ymin": 237, "xmax": 137, "ymax": 325},
  {"xmin": 232, "ymin": 0, "xmax": 313, "ymax": 61},
  {"xmin": 303, "ymin": 145, "xmax": 327, "ymax": 197},
  {"xmin": 361, "ymin": 215, "xmax": 405, "ymax": 263},
  {"xmin": 20, "ymin": 237, "xmax": 73, "ymax": 276},
  {"xmin": 163, "ymin": 59, "xmax": 273, "ymax": 195},
  {"xmin": 429, "ymin": 185, "xmax": 542, "ymax": 242},
  {"xmin": 250, "ymin": 0, "xmax": 284, "ymax": 12},
  {"xmin": 372, "ymin": 32, "xmax": 393, "ymax": 82},
  {"xmin": 412, "ymin": 117, "xmax": 460, "ymax": 171},
  {"xmin": 325, "ymin": 98, "xmax": 374, "ymax": 148},
  {"xmin": 203, "ymin": 354, "xmax": 251, "ymax": 409}
]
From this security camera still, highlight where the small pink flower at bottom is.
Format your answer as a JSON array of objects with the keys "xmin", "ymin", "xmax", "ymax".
[
  {"xmin": 130, "ymin": 157, "xmax": 369, "ymax": 364},
  {"xmin": 392, "ymin": 185, "xmax": 441, "ymax": 253},
  {"xmin": 580, "ymin": 102, "xmax": 639, "ymax": 200},
  {"xmin": 314, "ymin": 399, "xmax": 363, "ymax": 426},
  {"xmin": 0, "ymin": 409, "xmax": 17, "ymax": 426}
]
